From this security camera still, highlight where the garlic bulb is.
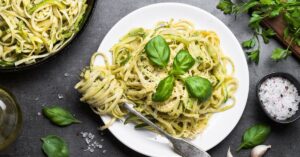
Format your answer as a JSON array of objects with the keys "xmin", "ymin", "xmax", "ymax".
[
  {"xmin": 251, "ymin": 145, "xmax": 271, "ymax": 157},
  {"xmin": 227, "ymin": 147, "xmax": 233, "ymax": 157}
]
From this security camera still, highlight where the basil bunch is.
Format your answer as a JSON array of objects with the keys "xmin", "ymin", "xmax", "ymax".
[
  {"xmin": 146, "ymin": 35, "xmax": 212, "ymax": 102},
  {"xmin": 42, "ymin": 135, "xmax": 69, "ymax": 157},
  {"xmin": 237, "ymin": 124, "xmax": 271, "ymax": 151},
  {"xmin": 43, "ymin": 106, "xmax": 81, "ymax": 126}
]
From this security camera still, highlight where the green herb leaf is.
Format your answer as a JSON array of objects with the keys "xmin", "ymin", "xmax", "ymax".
[
  {"xmin": 152, "ymin": 76, "xmax": 175, "ymax": 102},
  {"xmin": 185, "ymin": 76, "xmax": 212, "ymax": 102},
  {"xmin": 260, "ymin": 0, "xmax": 275, "ymax": 5},
  {"xmin": 269, "ymin": 7, "xmax": 282, "ymax": 18},
  {"xmin": 217, "ymin": 0, "xmax": 234, "ymax": 14},
  {"xmin": 249, "ymin": 13, "xmax": 264, "ymax": 29},
  {"xmin": 124, "ymin": 114, "xmax": 139, "ymax": 125},
  {"xmin": 238, "ymin": 1, "xmax": 259, "ymax": 13},
  {"xmin": 135, "ymin": 123, "xmax": 149, "ymax": 129},
  {"xmin": 145, "ymin": 35, "xmax": 170, "ymax": 68},
  {"xmin": 261, "ymin": 28, "xmax": 276, "ymax": 44},
  {"xmin": 170, "ymin": 50, "xmax": 195, "ymax": 75},
  {"xmin": 247, "ymin": 49, "xmax": 260, "ymax": 64},
  {"xmin": 271, "ymin": 48, "xmax": 291, "ymax": 61},
  {"xmin": 295, "ymin": 38, "xmax": 300, "ymax": 46},
  {"xmin": 41, "ymin": 135, "xmax": 69, "ymax": 157},
  {"xmin": 216, "ymin": 0, "xmax": 300, "ymax": 62},
  {"xmin": 0, "ymin": 60, "xmax": 14, "ymax": 67},
  {"xmin": 237, "ymin": 124, "xmax": 271, "ymax": 151},
  {"xmin": 242, "ymin": 38, "xmax": 256, "ymax": 49},
  {"xmin": 43, "ymin": 106, "xmax": 81, "ymax": 126}
]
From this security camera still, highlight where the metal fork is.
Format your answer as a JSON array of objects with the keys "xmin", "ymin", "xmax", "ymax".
[{"xmin": 123, "ymin": 103, "xmax": 211, "ymax": 157}]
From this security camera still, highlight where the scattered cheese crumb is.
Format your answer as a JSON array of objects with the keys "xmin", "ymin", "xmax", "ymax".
[
  {"xmin": 259, "ymin": 77, "xmax": 300, "ymax": 120},
  {"xmin": 37, "ymin": 112, "xmax": 41, "ymax": 116}
]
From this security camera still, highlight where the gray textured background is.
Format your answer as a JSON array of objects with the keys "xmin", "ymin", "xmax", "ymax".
[{"xmin": 1, "ymin": 0, "xmax": 300, "ymax": 157}]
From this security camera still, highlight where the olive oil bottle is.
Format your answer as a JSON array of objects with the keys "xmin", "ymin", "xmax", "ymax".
[{"xmin": 0, "ymin": 88, "xmax": 22, "ymax": 151}]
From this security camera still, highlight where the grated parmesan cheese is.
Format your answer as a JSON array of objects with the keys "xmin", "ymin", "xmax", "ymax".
[{"xmin": 258, "ymin": 77, "xmax": 300, "ymax": 120}]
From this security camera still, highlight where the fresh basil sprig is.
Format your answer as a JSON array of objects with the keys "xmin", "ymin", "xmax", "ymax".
[
  {"xmin": 185, "ymin": 76, "xmax": 212, "ymax": 102},
  {"xmin": 237, "ymin": 124, "xmax": 271, "ymax": 151},
  {"xmin": 42, "ymin": 135, "xmax": 69, "ymax": 157},
  {"xmin": 170, "ymin": 50, "xmax": 195, "ymax": 75},
  {"xmin": 217, "ymin": 0, "xmax": 300, "ymax": 62},
  {"xmin": 145, "ymin": 35, "xmax": 170, "ymax": 68},
  {"xmin": 152, "ymin": 76, "xmax": 175, "ymax": 102},
  {"xmin": 43, "ymin": 106, "xmax": 81, "ymax": 126}
]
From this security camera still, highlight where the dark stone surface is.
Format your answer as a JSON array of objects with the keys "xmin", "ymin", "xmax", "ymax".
[{"xmin": 0, "ymin": 0, "xmax": 300, "ymax": 157}]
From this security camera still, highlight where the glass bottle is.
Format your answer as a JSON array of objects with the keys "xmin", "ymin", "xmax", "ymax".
[{"xmin": 0, "ymin": 88, "xmax": 22, "ymax": 151}]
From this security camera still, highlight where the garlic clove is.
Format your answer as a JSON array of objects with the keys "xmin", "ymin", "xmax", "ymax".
[
  {"xmin": 251, "ymin": 145, "xmax": 271, "ymax": 157},
  {"xmin": 227, "ymin": 147, "xmax": 233, "ymax": 157}
]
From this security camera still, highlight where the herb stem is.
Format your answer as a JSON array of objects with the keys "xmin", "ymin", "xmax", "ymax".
[
  {"xmin": 287, "ymin": 27, "xmax": 300, "ymax": 50},
  {"xmin": 255, "ymin": 35, "xmax": 261, "ymax": 50}
]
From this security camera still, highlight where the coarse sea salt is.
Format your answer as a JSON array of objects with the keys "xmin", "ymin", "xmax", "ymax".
[
  {"xmin": 80, "ymin": 131, "xmax": 106, "ymax": 153},
  {"xmin": 258, "ymin": 77, "xmax": 300, "ymax": 120}
]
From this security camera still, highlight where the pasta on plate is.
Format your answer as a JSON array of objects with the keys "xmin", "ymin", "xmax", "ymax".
[{"xmin": 76, "ymin": 19, "xmax": 238, "ymax": 138}]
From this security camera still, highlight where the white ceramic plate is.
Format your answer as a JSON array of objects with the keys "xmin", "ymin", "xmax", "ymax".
[{"xmin": 96, "ymin": 3, "xmax": 249, "ymax": 157}]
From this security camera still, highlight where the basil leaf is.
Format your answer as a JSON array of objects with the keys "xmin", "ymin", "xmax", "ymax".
[
  {"xmin": 271, "ymin": 48, "xmax": 291, "ymax": 61},
  {"xmin": 43, "ymin": 106, "xmax": 81, "ymax": 126},
  {"xmin": 152, "ymin": 76, "xmax": 175, "ymax": 102},
  {"xmin": 42, "ymin": 135, "xmax": 69, "ymax": 157},
  {"xmin": 241, "ymin": 38, "xmax": 256, "ymax": 49},
  {"xmin": 237, "ymin": 124, "xmax": 271, "ymax": 151},
  {"xmin": 145, "ymin": 35, "xmax": 170, "ymax": 68},
  {"xmin": 185, "ymin": 76, "xmax": 212, "ymax": 102},
  {"xmin": 170, "ymin": 50, "xmax": 195, "ymax": 75}
]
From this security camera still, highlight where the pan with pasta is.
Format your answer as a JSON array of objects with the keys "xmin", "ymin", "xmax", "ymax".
[
  {"xmin": 76, "ymin": 20, "xmax": 238, "ymax": 138},
  {"xmin": 0, "ymin": 0, "xmax": 94, "ymax": 70}
]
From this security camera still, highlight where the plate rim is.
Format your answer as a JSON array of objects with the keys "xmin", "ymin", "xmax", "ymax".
[{"xmin": 97, "ymin": 2, "xmax": 250, "ymax": 156}]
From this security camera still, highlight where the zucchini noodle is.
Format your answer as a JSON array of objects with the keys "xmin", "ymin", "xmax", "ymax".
[
  {"xmin": 75, "ymin": 20, "xmax": 238, "ymax": 138},
  {"xmin": 0, "ymin": 0, "xmax": 88, "ymax": 66}
]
